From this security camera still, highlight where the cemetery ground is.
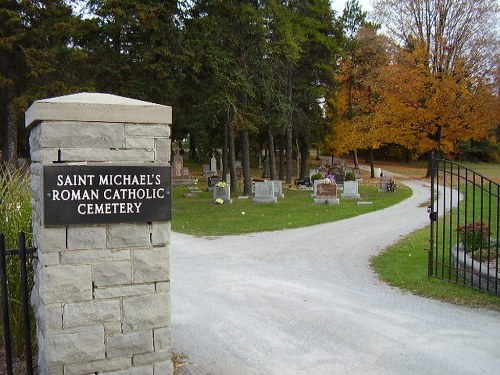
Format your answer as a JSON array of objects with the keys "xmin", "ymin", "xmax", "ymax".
[
  {"xmin": 172, "ymin": 159, "xmax": 500, "ymax": 308},
  {"xmin": 171, "ymin": 160, "xmax": 500, "ymax": 374}
]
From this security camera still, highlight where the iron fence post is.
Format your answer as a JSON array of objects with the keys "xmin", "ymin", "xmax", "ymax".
[
  {"xmin": 19, "ymin": 232, "xmax": 34, "ymax": 375},
  {"xmin": 0, "ymin": 233, "xmax": 14, "ymax": 375}
]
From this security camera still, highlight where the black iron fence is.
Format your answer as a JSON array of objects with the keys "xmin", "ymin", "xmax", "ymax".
[
  {"xmin": 429, "ymin": 156, "xmax": 499, "ymax": 294},
  {"xmin": 0, "ymin": 232, "xmax": 36, "ymax": 375}
]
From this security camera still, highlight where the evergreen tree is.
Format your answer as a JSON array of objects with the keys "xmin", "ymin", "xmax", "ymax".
[{"xmin": 0, "ymin": 0, "xmax": 85, "ymax": 167}]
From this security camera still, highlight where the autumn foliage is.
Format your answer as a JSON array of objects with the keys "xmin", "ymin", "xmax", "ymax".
[
  {"xmin": 326, "ymin": 0, "xmax": 499, "ymax": 165},
  {"xmin": 373, "ymin": 46, "xmax": 498, "ymax": 155}
]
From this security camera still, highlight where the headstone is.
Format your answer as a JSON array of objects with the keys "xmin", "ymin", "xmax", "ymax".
[
  {"xmin": 213, "ymin": 182, "xmax": 233, "ymax": 204},
  {"xmin": 379, "ymin": 176, "xmax": 396, "ymax": 192},
  {"xmin": 311, "ymin": 179, "xmax": 324, "ymax": 197},
  {"xmin": 271, "ymin": 180, "xmax": 284, "ymax": 199},
  {"xmin": 314, "ymin": 182, "xmax": 339, "ymax": 205},
  {"xmin": 374, "ymin": 167, "xmax": 382, "ymax": 177},
  {"xmin": 203, "ymin": 164, "xmax": 214, "ymax": 180},
  {"xmin": 210, "ymin": 155, "xmax": 217, "ymax": 174},
  {"xmin": 207, "ymin": 175, "xmax": 222, "ymax": 191},
  {"xmin": 173, "ymin": 152, "xmax": 183, "ymax": 177},
  {"xmin": 26, "ymin": 93, "xmax": 173, "ymax": 375},
  {"xmin": 172, "ymin": 151, "xmax": 192, "ymax": 185},
  {"xmin": 253, "ymin": 181, "xmax": 277, "ymax": 203},
  {"xmin": 334, "ymin": 173, "xmax": 344, "ymax": 186},
  {"xmin": 341, "ymin": 180, "xmax": 361, "ymax": 199}
]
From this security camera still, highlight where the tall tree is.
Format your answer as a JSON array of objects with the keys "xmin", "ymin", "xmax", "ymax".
[
  {"xmin": 328, "ymin": 0, "xmax": 372, "ymax": 168},
  {"xmin": 279, "ymin": 0, "xmax": 337, "ymax": 182},
  {"xmin": 326, "ymin": 25, "xmax": 389, "ymax": 176},
  {"xmin": 84, "ymin": 0, "xmax": 182, "ymax": 104},
  {"xmin": 372, "ymin": 45, "xmax": 497, "ymax": 173},
  {"xmin": 372, "ymin": 0, "xmax": 499, "ymax": 175},
  {"xmin": 180, "ymin": 0, "xmax": 265, "ymax": 194},
  {"xmin": 0, "ymin": 0, "xmax": 84, "ymax": 168}
]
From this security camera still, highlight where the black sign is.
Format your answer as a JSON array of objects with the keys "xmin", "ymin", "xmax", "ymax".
[{"xmin": 43, "ymin": 165, "xmax": 171, "ymax": 226}]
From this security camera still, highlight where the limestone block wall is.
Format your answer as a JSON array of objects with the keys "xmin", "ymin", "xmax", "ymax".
[{"xmin": 26, "ymin": 93, "xmax": 173, "ymax": 375}]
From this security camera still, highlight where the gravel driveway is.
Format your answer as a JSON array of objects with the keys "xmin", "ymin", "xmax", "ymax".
[{"xmin": 171, "ymin": 180, "xmax": 500, "ymax": 375}]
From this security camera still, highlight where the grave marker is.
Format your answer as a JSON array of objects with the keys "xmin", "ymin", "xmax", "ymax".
[
  {"xmin": 314, "ymin": 182, "xmax": 339, "ymax": 205},
  {"xmin": 253, "ymin": 181, "xmax": 277, "ymax": 203},
  {"xmin": 213, "ymin": 182, "xmax": 233, "ymax": 204},
  {"xmin": 341, "ymin": 180, "xmax": 361, "ymax": 199},
  {"xmin": 271, "ymin": 180, "xmax": 284, "ymax": 199}
]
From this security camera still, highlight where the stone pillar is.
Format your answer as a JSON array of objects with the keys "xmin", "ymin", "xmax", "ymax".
[{"xmin": 25, "ymin": 93, "xmax": 173, "ymax": 375}]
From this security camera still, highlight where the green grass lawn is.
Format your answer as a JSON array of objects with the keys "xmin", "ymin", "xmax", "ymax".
[
  {"xmin": 172, "ymin": 183, "xmax": 412, "ymax": 236},
  {"xmin": 371, "ymin": 160, "xmax": 500, "ymax": 308},
  {"xmin": 371, "ymin": 227, "xmax": 500, "ymax": 311}
]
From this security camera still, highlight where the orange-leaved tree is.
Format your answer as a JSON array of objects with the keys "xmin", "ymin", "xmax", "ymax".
[
  {"xmin": 371, "ymin": 45, "xmax": 498, "ymax": 176},
  {"xmin": 325, "ymin": 25, "xmax": 390, "ymax": 176}
]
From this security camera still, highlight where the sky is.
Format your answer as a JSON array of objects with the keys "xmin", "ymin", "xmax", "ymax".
[{"xmin": 331, "ymin": 0, "xmax": 373, "ymax": 16}]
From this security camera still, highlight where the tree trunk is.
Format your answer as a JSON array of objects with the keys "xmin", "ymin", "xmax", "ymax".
[
  {"xmin": 241, "ymin": 128, "xmax": 252, "ymax": 196},
  {"xmin": 223, "ymin": 109, "xmax": 229, "ymax": 180},
  {"xmin": 368, "ymin": 147, "xmax": 374, "ymax": 178},
  {"xmin": 286, "ymin": 120, "xmax": 293, "ymax": 184},
  {"xmin": 353, "ymin": 149, "xmax": 359, "ymax": 168},
  {"xmin": 228, "ymin": 123, "xmax": 237, "ymax": 191},
  {"xmin": 267, "ymin": 126, "xmax": 277, "ymax": 180},
  {"xmin": 279, "ymin": 137, "xmax": 285, "ymax": 180},
  {"xmin": 285, "ymin": 65, "xmax": 293, "ymax": 184},
  {"xmin": 299, "ymin": 133, "xmax": 308, "ymax": 179},
  {"xmin": 5, "ymin": 104, "xmax": 18, "ymax": 170},
  {"xmin": 2, "ymin": 81, "xmax": 18, "ymax": 169},
  {"xmin": 189, "ymin": 134, "xmax": 197, "ymax": 162}
]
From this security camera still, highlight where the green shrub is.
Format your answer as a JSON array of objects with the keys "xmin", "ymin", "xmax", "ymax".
[
  {"xmin": 457, "ymin": 222, "xmax": 490, "ymax": 251},
  {"xmin": 0, "ymin": 164, "xmax": 34, "ymax": 358},
  {"xmin": 310, "ymin": 173, "xmax": 323, "ymax": 182},
  {"xmin": 345, "ymin": 171, "xmax": 356, "ymax": 181}
]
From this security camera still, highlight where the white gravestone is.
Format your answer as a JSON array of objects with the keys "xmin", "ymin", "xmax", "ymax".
[
  {"xmin": 253, "ymin": 181, "xmax": 277, "ymax": 203},
  {"xmin": 341, "ymin": 180, "xmax": 360, "ymax": 199},
  {"xmin": 311, "ymin": 179, "xmax": 324, "ymax": 197},
  {"xmin": 271, "ymin": 180, "xmax": 284, "ymax": 199},
  {"xmin": 210, "ymin": 155, "xmax": 217, "ymax": 174}
]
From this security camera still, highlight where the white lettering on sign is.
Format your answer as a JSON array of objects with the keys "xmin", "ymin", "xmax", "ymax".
[
  {"xmin": 57, "ymin": 174, "xmax": 96, "ymax": 186},
  {"xmin": 52, "ymin": 189, "xmax": 99, "ymax": 201},
  {"xmin": 98, "ymin": 174, "xmax": 161, "ymax": 186},
  {"xmin": 103, "ymin": 188, "xmax": 165, "ymax": 200},
  {"xmin": 77, "ymin": 202, "xmax": 143, "ymax": 215},
  {"xmin": 49, "ymin": 173, "xmax": 166, "ymax": 216}
]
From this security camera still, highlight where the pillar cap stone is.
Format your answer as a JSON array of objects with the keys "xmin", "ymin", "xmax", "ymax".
[{"xmin": 25, "ymin": 92, "xmax": 172, "ymax": 128}]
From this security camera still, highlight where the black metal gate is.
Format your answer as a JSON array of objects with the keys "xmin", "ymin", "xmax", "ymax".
[
  {"xmin": 429, "ymin": 156, "xmax": 499, "ymax": 294},
  {"xmin": 0, "ymin": 232, "xmax": 36, "ymax": 375}
]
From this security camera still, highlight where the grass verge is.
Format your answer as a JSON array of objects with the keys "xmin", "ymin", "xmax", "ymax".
[
  {"xmin": 172, "ymin": 183, "xmax": 412, "ymax": 236},
  {"xmin": 371, "ymin": 226, "xmax": 500, "ymax": 311}
]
